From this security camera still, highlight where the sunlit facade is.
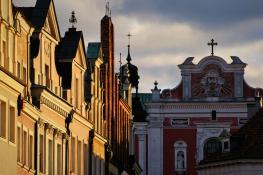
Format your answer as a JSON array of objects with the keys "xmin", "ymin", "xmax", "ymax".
[{"xmin": 0, "ymin": 0, "xmax": 134, "ymax": 174}]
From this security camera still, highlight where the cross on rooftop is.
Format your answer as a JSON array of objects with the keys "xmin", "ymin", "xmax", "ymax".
[
  {"xmin": 154, "ymin": 80, "xmax": 158, "ymax": 90},
  {"xmin": 127, "ymin": 32, "xmax": 132, "ymax": 45},
  {"xmin": 207, "ymin": 39, "xmax": 218, "ymax": 56}
]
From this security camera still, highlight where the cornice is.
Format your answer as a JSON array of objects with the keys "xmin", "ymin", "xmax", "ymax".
[
  {"xmin": 0, "ymin": 67, "xmax": 25, "ymax": 93},
  {"xmin": 31, "ymin": 85, "xmax": 72, "ymax": 117}
]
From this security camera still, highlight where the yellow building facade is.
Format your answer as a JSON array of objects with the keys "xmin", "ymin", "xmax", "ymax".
[{"xmin": 0, "ymin": 0, "xmax": 135, "ymax": 174}]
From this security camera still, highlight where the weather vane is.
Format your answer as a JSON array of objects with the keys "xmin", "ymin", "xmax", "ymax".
[
  {"xmin": 69, "ymin": 11, "xmax": 77, "ymax": 28},
  {"xmin": 207, "ymin": 39, "xmax": 218, "ymax": 56}
]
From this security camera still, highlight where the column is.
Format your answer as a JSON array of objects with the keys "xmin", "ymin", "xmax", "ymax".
[
  {"xmin": 137, "ymin": 134, "xmax": 146, "ymax": 175},
  {"xmin": 182, "ymin": 72, "xmax": 191, "ymax": 100},
  {"xmin": 134, "ymin": 122, "xmax": 148, "ymax": 175}
]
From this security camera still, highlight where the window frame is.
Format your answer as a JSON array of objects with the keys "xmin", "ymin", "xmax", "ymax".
[
  {"xmin": 9, "ymin": 105, "xmax": 16, "ymax": 143},
  {"xmin": 203, "ymin": 137, "xmax": 222, "ymax": 159},
  {"xmin": 174, "ymin": 140, "xmax": 187, "ymax": 172},
  {"xmin": 0, "ymin": 100, "xmax": 7, "ymax": 139}
]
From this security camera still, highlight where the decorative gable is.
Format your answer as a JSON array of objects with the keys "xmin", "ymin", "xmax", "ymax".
[
  {"xmin": 74, "ymin": 40, "xmax": 87, "ymax": 69},
  {"xmin": 161, "ymin": 55, "xmax": 256, "ymax": 100},
  {"xmin": 44, "ymin": 3, "xmax": 60, "ymax": 41}
]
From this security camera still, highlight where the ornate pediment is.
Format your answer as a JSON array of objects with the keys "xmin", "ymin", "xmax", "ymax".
[{"xmin": 192, "ymin": 64, "xmax": 233, "ymax": 98}]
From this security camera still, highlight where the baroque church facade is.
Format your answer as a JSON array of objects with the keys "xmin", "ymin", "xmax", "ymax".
[
  {"xmin": 133, "ymin": 41, "xmax": 263, "ymax": 175},
  {"xmin": 0, "ymin": 0, "xmax": 141, "ymax": 174}
]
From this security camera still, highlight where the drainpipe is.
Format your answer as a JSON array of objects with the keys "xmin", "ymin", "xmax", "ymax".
[
  {"xmin": 65, "ymin": 111, "xmax": 74, "ymax": 175},
  {"xmin": 89, "ymin": 129, "xmax": 95, "ymax": 175},
  {"xmin": 105, "ymin": 140, "xmax": 112, "ymax": 175},
  {"xmin": 65, "ymin": 137, "xmax": 69, "ymax": 175},
  {"xmin": 34, "ymin": 121, "xmax": 38, "ymax": 175}
]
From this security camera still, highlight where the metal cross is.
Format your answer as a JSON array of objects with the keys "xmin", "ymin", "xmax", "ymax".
[
  {"xmin": 127, "ymin": 32, "xmax": 132, "ymax": 45},
  {"xmin": 207, "ymin": 39, "xmax": 218, "ymax": 56}
]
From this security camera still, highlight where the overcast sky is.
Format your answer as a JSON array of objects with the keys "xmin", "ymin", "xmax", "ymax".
[{"xmin": 13, "ymin": 0, "xmax": 263, "ymax": 93}]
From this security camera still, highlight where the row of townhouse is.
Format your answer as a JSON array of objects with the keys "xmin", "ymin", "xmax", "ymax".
[{"xmin": 0, "ymin": 0, "xmax": 140, "ymax": 174}]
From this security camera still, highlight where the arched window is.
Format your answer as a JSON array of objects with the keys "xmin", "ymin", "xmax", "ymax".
[
  {"xmin": 204, "ymin": 137, "xmax": 222, "ymax": 159},
  {"xmin": 174, "ymin": 141, "xmax": 187, "ymax": 171}
]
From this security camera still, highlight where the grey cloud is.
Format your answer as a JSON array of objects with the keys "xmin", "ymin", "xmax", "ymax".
[{"xmin": 116, "ymin": 0, "xmax": 263, "ymax": 28}]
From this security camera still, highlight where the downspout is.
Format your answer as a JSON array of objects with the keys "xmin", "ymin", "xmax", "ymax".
[
  {"xmin": 65, "ymin": 137, "xmax": 69, "ymax": 175},
  {"xmin": 65, "ymin": 111, "xmax": 74, "ymax": 175},
  {"xmin": 34, "ymin": 121, "xmax": 38, "ymax": 175},
  {"xmin": 89, "ymin": 129, "xmax": 94, "ymax": 175},
  {"xmin": 105, "ymin": 140, "xmax": 112, "ymax": 175}
]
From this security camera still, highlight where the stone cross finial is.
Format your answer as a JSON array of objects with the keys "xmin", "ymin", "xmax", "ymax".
[
  {"xmin": 207, "ymin": 39, "xmax": 218, "ymax": 56},
  {"xmin": 154, "ymin": 80, "xmax": 158, "ymax": 90},
  {"xmin": 69, "ymin": 11, "xmax": 77, "ymax": 28}
]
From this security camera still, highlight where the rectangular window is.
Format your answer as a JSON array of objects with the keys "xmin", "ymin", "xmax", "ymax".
[
  {"xmin": 224, "ymin": 141, "xmax": 229, "ymax": 150},
  {"xmin": 17, "ymin": 62, "xmax": 21, "ymax": 79},
  {"xmin": 23, "ymin": 67, "xmax": 27, "ymax": 83},
  {"xmin": 3, "ymin": 40, "xmax": 8, "ymax": 69},
  {"xmin": 29, "ymin": 135, "xmax": 33, "ymax": 168},
  {"xmin": 92, "ymin": 154, "xmax": 96, "ymax": 175},
  {"xmin": 17, "ymin": 127, "xmax": 21, "ymax": 162},
  {"xmin": 40, "ymin": 134, "xmax": 44, "ymax": 173},
  {"xmin": 63, "ymin": 90, "xmax": 67, "ymax": 100},
  {"xmin": 38, "ymin": 74, "xmax": 41, "ymax": 84},
  {"xmin": 23, "ymin": 131, "xmax": 27, "ymax": 165},
  {"xmin": 45, "ymin": 65, "xmax": 50, "ymax": 88},
  {"xmin": 77, "ymin": 140, "xmax": 82, "ymax": 174},
  {"xmin": 75, "ymin": 78, "xmax": 79, "ymax": 108},
  {"xmin": 55, "ymin": 86, "xmax": 58, "ymax": 95},
  {"xmin": 9, "ymin": 106, "xmax": 15, "ymax": 143},
  {"xmin": 0, "ymin": 101, "xmax": 6, "ymax": 138},
  {"xmin": 71, "ymin": 137, "xmax": 75, "ymax": 172},
  {"xmin": 57, "ymin": 144, "xmax": 62, "ymax": 175},
  {"xmin": 48, "ymin": 140, "xmax": 53, "ymax": 175},
  {"xmin": 212, "ymin": 110, "xmax": 217, "ymax": 120},
  {"xmin": 84, "ymin": 143, "xmax": 88, "ymax": 175}
]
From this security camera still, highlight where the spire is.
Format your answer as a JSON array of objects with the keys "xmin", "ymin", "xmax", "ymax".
[
  {"xmin": 126, "ymin": 45, "xmax": 131, "ymax": 63},
  {"xmin": 126, "ymin": 32, "xmax": 132, "ymax": 63},
  {"xmin": 69, "ymin": 11, "xmax": 77, "ymax": 28}
]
